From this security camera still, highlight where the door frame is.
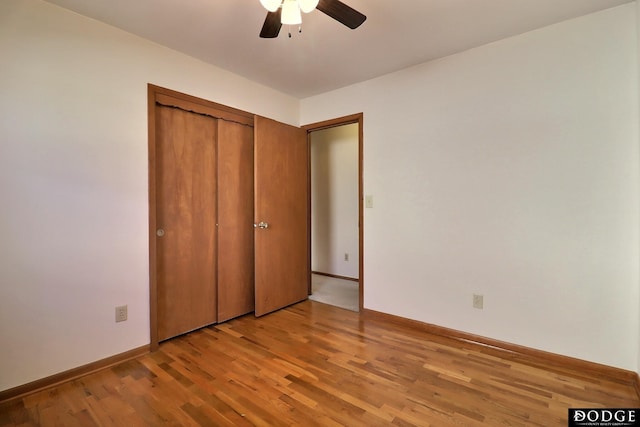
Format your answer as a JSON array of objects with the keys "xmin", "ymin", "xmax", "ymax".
[
  {"xmin": 148, "ymin": 84, "xmax": 254, "ymax": 351},
  {"xmin": 303, "ymin": 113, "xmax": 364, "ymax": 311}
]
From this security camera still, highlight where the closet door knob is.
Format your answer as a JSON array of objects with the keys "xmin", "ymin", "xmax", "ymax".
[
  {"xmin": 254, "ymin": 222, "xmax": 269, "ymax": 229},
  {"xmin": 156, "ymin": 228, "xmax": 165, "ymax": 237}
]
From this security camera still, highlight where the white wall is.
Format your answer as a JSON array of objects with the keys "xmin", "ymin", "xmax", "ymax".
[
  {"xmin": 637, "ymin": 0, "xmax": 640, "ymax": 375},
  {"xmin": 311, "ymin": 124, "xmax": 359, "ymax": 279},
  {"xmin": 302, "ymin": 4, "xmax": 639, "ymax": 370},
  {"xmin": 0, "ymin": 0, "xmax": 299, "ymax": 392}
]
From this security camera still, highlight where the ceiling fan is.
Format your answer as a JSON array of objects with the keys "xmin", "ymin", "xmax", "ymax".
[{"xmin": 259, "ymin": 0, "xmax": 366, "ymax": 38}]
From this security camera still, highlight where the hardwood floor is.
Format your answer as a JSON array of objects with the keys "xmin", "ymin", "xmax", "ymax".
[{"xmin": 1, "ymin": 300, "xmax": 638, "ymax": 426}]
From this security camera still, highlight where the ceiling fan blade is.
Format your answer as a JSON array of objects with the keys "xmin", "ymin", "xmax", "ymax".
[
  {"xmin": 260, "ymin": 9, "xmax": 282, "ymax": 38},
  {"xmin": 316, "ymin": 0, "xmax": 366, "ymax": 29}
]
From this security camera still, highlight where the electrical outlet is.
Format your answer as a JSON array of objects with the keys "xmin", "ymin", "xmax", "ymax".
[
  {"xmin": 115, "ymin": 305, "xmax": 128, "ymax": 322},
  {"xmin": 473, "ymin": 294, "xmax": 483, "ymax": 310},
  {"xmin": 344, "ymin": 253, "xmax": 349, "ymax": 261}
]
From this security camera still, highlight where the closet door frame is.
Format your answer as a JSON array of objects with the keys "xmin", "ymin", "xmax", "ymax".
[{"xmin": 148, "ymin": 84, "xmax": 254, "ymax": 351}]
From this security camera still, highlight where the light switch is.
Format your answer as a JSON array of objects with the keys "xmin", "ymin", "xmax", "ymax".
[{"xmin": 365, "ymin": 195, "xmax": 374, "ymax": 209}]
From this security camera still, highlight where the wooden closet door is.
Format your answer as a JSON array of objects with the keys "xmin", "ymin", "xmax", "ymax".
[
  {"xmin": 254, "ymin": 116, "xmax": 309, "ymax": 316},
  {"xmin": 156, "ymin": 105, "xmax": 218, "ymax": 341},
  {"xmin": 217, "ymin": 120, "xmax": 255, "ymax": 322}
]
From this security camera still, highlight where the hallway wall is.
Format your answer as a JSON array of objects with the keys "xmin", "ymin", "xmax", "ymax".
[{"xmin": 311, "ymin": 124, "xmax": 359, "ymax": 279}]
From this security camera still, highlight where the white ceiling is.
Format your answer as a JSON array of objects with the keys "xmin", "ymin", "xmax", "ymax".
[{"xmin": 43, "ymin": 0, "xmax": 632, "ymax": 98}]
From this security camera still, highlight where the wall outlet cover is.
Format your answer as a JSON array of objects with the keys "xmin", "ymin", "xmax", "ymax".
[
  {"xmin": 473, "ymin": 294, "xmax": 483, "ymax": 310},
  {"xmin": 115, "ymin": 305, "xmax": 128, "ymax": 322}
]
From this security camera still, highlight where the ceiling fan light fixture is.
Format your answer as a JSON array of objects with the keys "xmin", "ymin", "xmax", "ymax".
[
  {"xmin": 281, "ymin": 0, "xmax": 302, "ymax": 25},
  {"xmin": 260, "ymin": 0, "xmax": 281, "ymax": 12},
  {"xmin": 298, "ymin": 0, "xmax": 319, "ymax": 13},
  {"xmin": 259, "ymin": 0, "xmax": 366, "ymax": 39}
]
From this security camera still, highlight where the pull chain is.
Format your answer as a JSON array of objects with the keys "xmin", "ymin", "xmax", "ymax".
[{"xmin": 287, "ymin": 25, "xmax": 302, "ymax": 38}]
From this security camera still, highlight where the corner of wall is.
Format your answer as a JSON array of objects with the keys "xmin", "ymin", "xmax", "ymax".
[{"xmin": 636, "ymin": 0, "xmax": 640, "ymax": 377}]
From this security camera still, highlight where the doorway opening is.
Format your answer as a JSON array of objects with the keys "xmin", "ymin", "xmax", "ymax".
[{"xmin": 305, "ymin": 114, "xmax": 363, "ymax": 312}]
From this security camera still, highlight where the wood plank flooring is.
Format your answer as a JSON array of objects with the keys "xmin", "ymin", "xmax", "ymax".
[{"xmin": 1, "ymin": 300, "xmax": 638, "ymax": 426}]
